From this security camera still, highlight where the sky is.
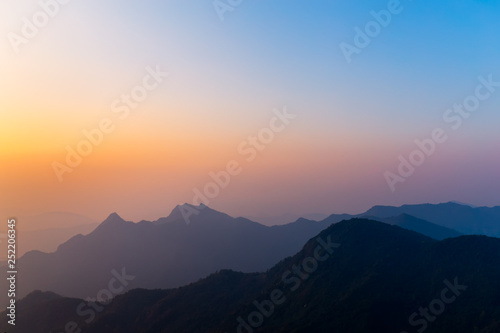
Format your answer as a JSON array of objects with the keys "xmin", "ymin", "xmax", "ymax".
[{"xmin": 1, "ymin": 0, "xmax": 499, "ymax": 227}]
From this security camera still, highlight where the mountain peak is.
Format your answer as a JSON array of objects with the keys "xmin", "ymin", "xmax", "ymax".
[
  {"xmin": 294, "ymin": 217, "xmax": 314, "ymax": 224},
  {"xmin": 154, "ymin": 203, "xmax": 216, "ymax": 225},
  {"xmin": 174, "ymin": 203, "xmax": 211, "ymax": 217},
  {"xmin": 103, "ymin": 212, "xmax": 125, "ymax": 224},
  {"xmin": 177, "ymin": 203, "xmax": 208, "ymax": 211}
]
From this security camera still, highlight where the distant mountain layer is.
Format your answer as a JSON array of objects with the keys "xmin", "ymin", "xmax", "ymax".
[
  {"xmin": 2, "ymin": 202, "xmax": 493, "ymax": 308},
  {"xmin": 3, "ymin": 219, "xmax": 499, "ymax": 333},
  {"xmin": 244, "ymin": 212, "xmax": 329, "ymax": 226},
  {"xmin": 380, "ymin": 214, "xmax": 462, "ymax": 240},
  {"xmin": 0, "ymin": 212, "xmax": 98, "ymax": 260},
  {"xmin": 16, "ymin": 211, "xmax": 97, "ymax": 231},
  {"xmin": 0, "ymin": 205, "xmax": 329, "ymax": 306},
  {"xmin": 363, "ymin": 202, "xmax": 500, "ymax": 236},
  {"xmin": 320, "ymin": 212, "xmax": 463, "ymax": 241},
  {"xmin": 16, "ymin": 223, "xmax": 99, "ymax": 258}
]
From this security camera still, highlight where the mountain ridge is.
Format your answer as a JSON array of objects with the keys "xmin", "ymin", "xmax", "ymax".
[{"xmin": 3, "ymin": 218, "xmax": 499, "ymax": 333}]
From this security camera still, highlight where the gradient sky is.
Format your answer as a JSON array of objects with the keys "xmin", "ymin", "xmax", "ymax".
[{"xmin": 1, "ymin": 0, "xmax": 499, "ymax": 227}]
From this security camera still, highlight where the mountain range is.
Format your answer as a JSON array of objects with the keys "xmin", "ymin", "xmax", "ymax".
[
  {"xmin": 321, "ymin": 201, "xmax": 500, "ymax": 238},
  {"xmin": 3, "ymin": 202, "xmax": 498, "ymax": 308},
  {"xmin": 2, "ymin": 204, "xmax": 330, "ymax": 305},
  {"xmin": 2, "ymin": 218, "xmax": 499, "ymax": 332}
]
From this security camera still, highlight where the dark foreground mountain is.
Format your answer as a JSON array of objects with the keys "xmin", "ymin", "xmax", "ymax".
[{"xmin": 3, "ymin": 219, "xmax": 499, "ymax": 333}]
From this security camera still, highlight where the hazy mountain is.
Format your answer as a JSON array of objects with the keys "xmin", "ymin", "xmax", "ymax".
[
  {"xmin": 4, "ymin": 218, "xmax": 499, "ymax": 333},
  {"xmin": 1, "ymin": 203, "xmax": 479, "ymax": 306},
  {"xmin": 15, "ymin": 211, "xmax": 97, "ymax": 231},
  {"xmin": 379, "ymin": 214, "xmax": 462, "ymax": 240},
  {"xmin": 364, "ymin": 202, "xmax": 500, "ymax": 236},
  {"xmin": 448, "ymin": 200, "xmax": 478, "ymax": 208},
  {"xmin": 316, "ymin": 201, "xmax": 498, "ymax": 238},
  {"xmin": 318, "ymin": 213, "xmax": 357, "ymax": 224},
  {"xmin": 0, "ymin": 212, "xmax": 98, "ymax": 260},
  {"xmin": 14, "ymin": 223, "xmax": 99, "ymax": 258},
  {"xmin": 0, "ymin": 204, "xmax": 330, "ymax": 306},
  {"xmin": 244, "ymin": 213, "xmax": 329, "ymax": 226},
  {"xmin": 318, "ymin": 211, "xmax": 462, "ymax": 240}
]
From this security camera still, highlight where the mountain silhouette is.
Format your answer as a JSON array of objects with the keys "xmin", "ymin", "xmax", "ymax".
[
  {"xmin": 0, "ymin": 205, "xmax": 329, "ymax": 306},
  {"xmin": 379, "ymin": 214, "xmax": 462, "ymax": 240},
  {"xmin": 3, "ymin": 218, "xmax": 499, "ymax": 333},
  {"xmin": 318, "ymin": 209, "xmax": 463, "ymax": 240},
  {"xmin": 2, "ymin": 202, "xmax": 490, "ymax": 307},
  {"xmin": 364, "ymin": 202, "xmax": 500, "ymax": 236}
]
